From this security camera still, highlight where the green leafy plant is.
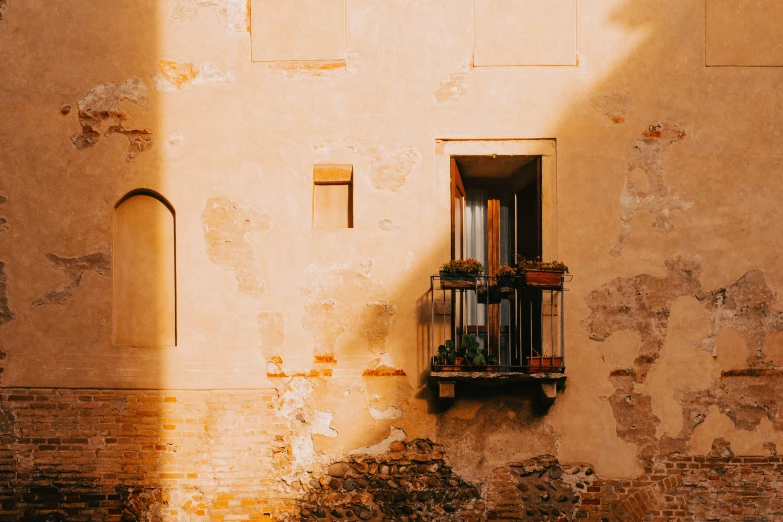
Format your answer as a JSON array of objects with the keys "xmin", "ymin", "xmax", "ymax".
[
  {"xmin": 515, "ymin": 256, "xmax": 569, "ymax": 273},
  {"xmin": 460, "ymin": 334, "xmax": 498, "ymax": 367},
  {"xmin": 440, "ymin": 258, "xmax": 484, "ymax": 274},
  {"xmin": 437, "ymin": 340, "xmax": 461, "ymax": 365}
]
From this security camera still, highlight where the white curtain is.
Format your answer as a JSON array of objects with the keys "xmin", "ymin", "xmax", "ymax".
[{"xmin": 465, "ymin": 190, "xmax": 487, "ymax": 326}]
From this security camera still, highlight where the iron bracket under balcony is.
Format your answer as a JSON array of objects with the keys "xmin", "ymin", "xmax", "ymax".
[{"xmin": 428, "ymin": 371, "xmax": 566, "ymax": 408}]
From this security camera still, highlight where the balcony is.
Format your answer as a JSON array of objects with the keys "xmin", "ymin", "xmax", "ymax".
[{"xmin": 427, "ymin": 273, "xmax": 568, "ymax": 406}]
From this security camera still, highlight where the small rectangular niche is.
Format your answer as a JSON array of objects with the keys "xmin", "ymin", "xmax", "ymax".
[
  {"xmin": 251, "ymin": 0, "xmax": 346, "ymax": 62},
  {"xmin": 313, "ymin": 164, "xmax": 353, "ymax": 229}
]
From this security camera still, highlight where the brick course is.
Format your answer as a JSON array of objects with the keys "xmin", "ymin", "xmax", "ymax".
[
  {"xmin": 2, "ymin": 389, "xmax": 783, "ymax": 521},
  {"xmin": 485, "ymin": 454, "xmax": 783, "ymax": 521},
  {"xmin": 0, "ymin": 388, "xmax": 296, "ymax": 521}
]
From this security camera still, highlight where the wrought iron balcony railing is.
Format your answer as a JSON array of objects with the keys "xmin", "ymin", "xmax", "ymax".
[{"xmin": 428, "ymin": 273, "xmax": 567, "ymax": 375}]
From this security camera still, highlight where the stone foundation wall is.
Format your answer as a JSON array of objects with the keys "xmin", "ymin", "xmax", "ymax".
[
  {"xmin": 299, "ymin": 440, "xmax": 483, "ymax": 522},
  {"xmin": 2, "ymin": 388, "xmax": 783, "ymax": 521}
]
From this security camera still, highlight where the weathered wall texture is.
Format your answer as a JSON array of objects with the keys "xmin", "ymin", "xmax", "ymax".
[{"xmin": 4, "ymin": 0, "xmax": 783, "ymax": 520}]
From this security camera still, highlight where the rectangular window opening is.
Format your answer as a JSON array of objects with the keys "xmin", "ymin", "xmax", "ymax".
[{"xmin": 451, "ymin": 154, "xmax": 548, "ymax": 367}]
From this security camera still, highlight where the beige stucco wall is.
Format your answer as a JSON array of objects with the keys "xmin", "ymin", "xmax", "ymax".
[{"xmin": 3, "ymin": 0, "xmax": 783, "ymax": 482}]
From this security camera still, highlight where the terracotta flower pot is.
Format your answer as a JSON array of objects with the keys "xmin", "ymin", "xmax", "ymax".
[
  {"xmin": 526, "ymin": 356, "xmax": 564, "ymax": 371},
  {"xmin": 523, "ymin": 270, "xmax": 565, "ymax": 287}
]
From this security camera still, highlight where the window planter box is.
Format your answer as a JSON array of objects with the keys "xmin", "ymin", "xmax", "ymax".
[
  {"xmin": 439, "ymin": 271, "xmax": 480, "ymax": 290},
  {"xmin": 432, "ymin": 356, "xmax": 466, "ymax": 371},
  {"xmin": 431, "ymin": 364, "xmax": 502, "ymax": 373},
  {"xmin": 435, "ymin": 365, "xmax": 463, "ymax": 371},
  {"xmin": 520, "ymin": 270, "xmax": 565, "ymax": 287},
  {"xmin": 526, "ymin": 356, "xmax": 564, "ymax": 372},
  {"xmin": 464, "ymin": 365, "xmax": 502, "ymax": 372}
]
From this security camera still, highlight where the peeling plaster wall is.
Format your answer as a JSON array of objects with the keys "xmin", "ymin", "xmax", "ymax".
[
  {"xmin": 71, "ymin": 78, "xmax": 153, "ymax": 161},
  {"xmin": 202, "ymin": 196, "xmax": 271, "ymax": 297},
  {"xmin": 0, "ymin": 262, "xmax": 14, "ymax": 326},
  {"xmin": 29, "ymin": 251, "xmax": 110, "ymax": 308},
  {"xmin": 5, "ymin": 0, "xmax": 783, "ymax": 519},
  {"xmin": 300, "ymin": 264, "xmax": 396, "ymax": 362}
]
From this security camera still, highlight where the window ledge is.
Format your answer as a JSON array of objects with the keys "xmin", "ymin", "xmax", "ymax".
[{"xmin": 428, "ymin": 371, "xmax": 566, "ymax": 408}]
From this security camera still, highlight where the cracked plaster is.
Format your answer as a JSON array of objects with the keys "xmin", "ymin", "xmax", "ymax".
[
  {"xmin": 170, "ymin": 0, "xmax": 249, "ymax": 35},
  {"xmin": 0, "ymin": 194, "xmax": 7, "ymax": 233},
  {"xmin": 265, "ymin": 52, "xmax": 363, "ymax": 79},
  {"xmin": 0, "ymin": 262, "xmax": 14, "ymax": 325},
  {"xmin": 611, "ymin": 123, "xmax": 692, "ymax": 256},
  {"xmin": 348, "ymin": 427, "xmax": 406, "ymax": 455},
  {"xmin": 377, "ymin": 219, "xmax": 397, "ymax": 231},
  {"xmin": 433, "ymin": 63, "xmax": 470, "ymax": 103},
  {"xmin": 258, "ymin": 311, "xmax": 285, "ymax": 361},
  {"xmin": 30, "ymin": 251, "xmax": 110, "ymax": 308},
  {"xmin": 152, "ymin": 60, "xmax": 234, "ymax": 93},
  {"xmin": 324, "ymin": 140, "xmax": 421, "ymax": 191},
  {"xmin": 300, "ymin": 265, "xmax": 396, "ymax": 360},
  {"xmin": 585, "ymin": 255, "xmax": 783, "ymax": 463},
  {"xmin": 71, "ymin": 78, "xmax": 152, "ymax": 161},
  {"xmin": 590, "ymin": 89, "xmax": 631, "ymax": 124},
  {"xmin": 202, "ymin": 196, "xmax": 271, "ymax": 297},
  {"xmin": 697, "ymin": 270, "xmax": 783, "ymax": 361}
]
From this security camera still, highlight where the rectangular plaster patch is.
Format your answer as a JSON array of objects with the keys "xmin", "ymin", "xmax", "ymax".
[
  {"xmin": 251, "ymin": 0, "xmax": 346, "ymax": 62},
  {"xmin": 473, "ymin": 0, "xmax": 577, "ymax": 67},
  {"xmin": 706, "ymin": 0, "xmax": 783, "ymax": 66}
]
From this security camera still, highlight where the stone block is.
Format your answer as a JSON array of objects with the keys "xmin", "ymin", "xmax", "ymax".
[
  {"xmin": 473, "ymin": 0, "xmax": 577, "ymax": 66},
  {"xmin": 438, "ymin": 381, "xmax": 455, "ymax": 398},
  {"xmin": 313, "ymin": 164, "xmax": 353, "ymax": 184},
  {"xmin": 706, "ymin": 0, "xmax": 783, "ymax": 66},
  {"xmin": 251, "ymin": 0, "xmax": 346, "ymax": 62}
]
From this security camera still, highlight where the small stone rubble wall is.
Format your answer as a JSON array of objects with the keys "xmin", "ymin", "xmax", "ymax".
[
  {"xmin": 298, "ymin": 439, "xmax": 483, "ymax": 522},
  {"xmin": 486, "ymin": 456, "xmax": 597, "ymax": 521}
]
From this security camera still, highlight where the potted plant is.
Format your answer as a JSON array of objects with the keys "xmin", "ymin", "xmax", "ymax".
[
  {"xmin": 434, "ymin": 340, "xmax": 464, "ymax": 371},
  {"xmin": 495, "ymin": 264, "xmax": 516, "ymax": 296},
  {"xmin": 515, "ymin": 257, "xmax": 569, "ymax": 287},
  {"xmin": 439, "ymin": 258, "xmax": 484, "ymax": 290},
  {"xmin": 460, "ymin": 334, "xmax": 498, "ymax": 369},
  {"xmin": 477, "ymin": 283, "xmax": 502, "ymax": 304},
  {"xmin": 526, "ymin": 354, "xmax": 564, "ymax": 372}
]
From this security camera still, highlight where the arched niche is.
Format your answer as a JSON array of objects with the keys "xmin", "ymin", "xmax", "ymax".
[{"xmin": 114, "ymin": 190, "xmax": 176, "ymax": 347}]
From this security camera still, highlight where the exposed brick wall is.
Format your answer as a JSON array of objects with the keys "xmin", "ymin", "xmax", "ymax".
[
  {"xmin": 0, "ymin": 388, "xmax": 296, "ymax": 521},
  {"xmin": 2, "ymin": 389, "xmax": 783, "ymax": 521},
  {"xmin": 486, "ymin": 454, "xmax": 783, "ymax": 522},
  {"xmin": 578, "ymin": 454, "xmax": 783, "ymax": 522}
]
